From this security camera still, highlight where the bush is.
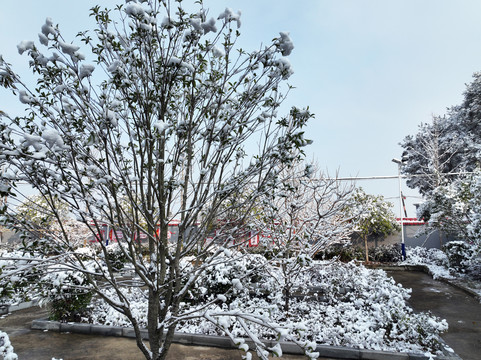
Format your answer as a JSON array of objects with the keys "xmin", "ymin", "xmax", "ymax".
[
  {"xmin": 39, "ymin": 267, "xmax": 93, "ymax": 322},
  {"xmin": 0, "ymin": 330, "xmax": 18, "ymax": 360},
  {"xmin": 187, "ymin": 252, "xmax": 274, "ymax": 304},
  {"xmin": 101, "ymin": 243, "xmax": 129, "ymax": 271},
  {"xmin": 0, "ymin": 250, "xmax": 43, "ymax": 304},
  {"xmin": 369, "ymin": 244, "xmax": 402, "ymax": 263},
  {"xmin": 315, "ymin": 244, "xmax": 403, "ymax": 263},
  {"xmin": 442, "ymin": 241, "xmax": 476, "ymax": 273},
  {"xmin": 49, "ymin": 291, "xmax": 92, "ymax": 322},
  {"xmin": 314, "ymin": 245, "xmax": 364, "ymax": 262}
]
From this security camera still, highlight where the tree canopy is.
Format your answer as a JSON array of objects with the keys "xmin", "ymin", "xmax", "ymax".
[{"xmin": 0, "ymin": 1, "xmax": 314, "ymax": 359}]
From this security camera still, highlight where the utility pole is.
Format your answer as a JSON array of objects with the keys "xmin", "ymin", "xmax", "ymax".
[{"xmin": 392, "ymin": 158, "xmax": 406, "ymax": 260}]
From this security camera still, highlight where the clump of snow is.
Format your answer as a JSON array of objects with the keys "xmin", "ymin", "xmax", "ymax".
[
  {"xmin": 402, "ymin": 247, "xmax": 453, "ymax": 279},
  {"xmin": 189, "ymin": 18, "xmax": 203, "ymax": 32},
  {"xmin": 125, "ymin": 3, "xmax": 145, "ymax": 17},
  {"xmin": 277, "ymin": 32, "xmax": 294, "ymax": 56},
  {"xmin": 41, "ymin": 17, "xmax": 56, "ymax": 37},
  {"xmin": 21, "ymin": 133, "xmax": 43, "ymax": 152},
  {"xmin": 18, "ymin": 90, "xmax": 34, "ymax": 104},
  {"xmin": 211, "ymin": 46, "xmax": 225, "ymax": 58},
  {"xmin": 270, "ymin": 57, "xmax": 294, "ymax": 80},
  {"xmin": 201, "ymin": 18, "xmax": 217, "ymax": 34},
  {"xmin": 161, "ymin": 17, "xmax": 173, "ymax": 28},
  {"xmin": 218, "ymin": 8, "xmax": 241, "ymax": 28},
  {"xmin": 0, "ymin": 331, "xmax": 18, "ymax": 360},
  {"xmin": 38, "ymin": 33, "xmax": 49, "ymax": 46},
  {"xmin": 153, "ymin": 120, "xmax": 167, "ymax": 133},
  {"xmin": 17, "ymin": 40, "xmax": 35, "ymax": 55},
  {"xmin": 41, "ymin": 128, "xmax": 64, "ymax": 149},
  {"xmin": 59, "ymin": 41, "xmax": 80, "ymax": 56},
  {"xmin": 105, "ymin": 110, "xmax": 118, "ymax": 127},
  {"xmin": 79, "ymin": 64, "xmax": 95, "ymax": 79},
  {"xmin": 166, "ymin": 57, "xmax": 194, "ymax": 73},
  {"xmin": 107, "ymin": 60, "xmax": 122, "ymax": 74}
]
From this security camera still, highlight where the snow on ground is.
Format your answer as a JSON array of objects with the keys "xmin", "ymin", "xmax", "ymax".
[
  {"xmin": 86, "ymin": 260, "xmax": 447, "ymax": 355},
  {"xmin": 0, "ymin": 245, "xmax": 452, "ymax": 355},
  {"xmin": 402, "ymin": 245, "xmax": 481, "ymax": 301},
  {"xmin": 401, "ymin": 247, "xmax": 454, "ymax": 280}
]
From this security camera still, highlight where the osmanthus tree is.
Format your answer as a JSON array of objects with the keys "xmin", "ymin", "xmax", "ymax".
[
  {"xmin": 347, "ymin": 188, "xmax": 399, "ymax": 263},
  {"xmin": 255, "ymin": 159, "xmax": 356, "ymax": 315},
  {"xmin": 0, "ymin": 1, "xmax": 314, "ymax": 359}
]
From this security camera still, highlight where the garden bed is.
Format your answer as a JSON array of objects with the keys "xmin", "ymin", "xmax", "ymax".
[{"xmin": 79, "ymin": 259, "xmax": 449, "ymax": 357}]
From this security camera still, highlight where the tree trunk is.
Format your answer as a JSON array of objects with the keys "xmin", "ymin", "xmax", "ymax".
[
  {"xmin": 147, "ymin": 289, "xmax": 161, "ymax": 359},
  {"xmin": 364, "ymin": 235, "xmax": 369, "ymax": 263}
]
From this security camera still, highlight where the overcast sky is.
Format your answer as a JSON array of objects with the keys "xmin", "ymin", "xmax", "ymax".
[{"xmin": 2, "ymin": 0, "xmax": 481, "ymax": 216}]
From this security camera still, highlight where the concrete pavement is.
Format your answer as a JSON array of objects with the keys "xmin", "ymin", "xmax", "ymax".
[
  {"xmin": 388, "ymin": 270, "xmax": 481, "ymax": 360},
  {"xmin": 0, "ymin": 306, "xmax": 316, "ymax": 360}
]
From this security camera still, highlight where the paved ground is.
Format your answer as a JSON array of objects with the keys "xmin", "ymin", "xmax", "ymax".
[
  {"xmin": 388, "ymin": 270, "xmax": 481, "ymax": 360},
  {"xmin": 0, "ymin": 306, "xmax": 324, "ymax": 360}
]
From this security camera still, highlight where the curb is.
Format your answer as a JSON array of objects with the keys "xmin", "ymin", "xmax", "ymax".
[
  {"xmin": 31, "ymin": 318, "xmax": 461, "ymax": 360},
  {"xmin": 0, "ymin": 299, "xmax": 39, "ymax": 315}
]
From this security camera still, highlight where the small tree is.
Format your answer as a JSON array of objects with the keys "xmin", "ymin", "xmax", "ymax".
[
  {"xmin": 348, "ymin": 188, "xmax": 399, "ymax": 263},
  {"xmin": 0, "ymin": 2, "xmax": 314, "ymax": 359},
  {"xmin": 256, "ymin": 159, "xmax": 355, "ymax": 315}
]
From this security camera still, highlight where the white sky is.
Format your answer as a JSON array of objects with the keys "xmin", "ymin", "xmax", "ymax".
[{"xmin": 2, "ymin": 0, "xmax": 481, "ymax": 217}]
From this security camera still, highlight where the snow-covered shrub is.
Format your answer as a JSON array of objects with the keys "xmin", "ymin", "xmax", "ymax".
[
  {"xmin": 369, "ymin": 244, "xmax": 402, "ymax": 263},
  {"xmin": 188, "ymin": 252, "xmax": 274, "ymax": 303},
  {"xmin": 442, "ymin": 241, "xmax": 476, "ymax": 273},
  {"xmin": 38, "ymin": 266, "xmax": 93, "ymax": 322},
  {"xmin": 402, "ymin": 247, "xmax": 451, "ymax": 279},
  {"xmin": 0, "ymin": 331, "xmax": 17, "ymax": 360},
  {"xmin": 87, "ymin": 260, "xmax": 448, "ymax": 355},
  {"xmin": 314, "ymin": 245, "xmax": 364, "ymax": 262},
  {"xmin": 302, "ymin": 262, "xmax": 448, "ymax": 353},
  {"xmin": 101, "ymin": 243, "xmax": 129, "ymax": 271},
  {"xmin": 89, "ymin": 287, "xmax": 147, "ymax": 327},
  {"xmin": 315, "ymin": 244, "xmax": 402, "ymax": 263},
  {"xmin": 0, "ymin": 249, "xmax": 43, "ymax": 305}
]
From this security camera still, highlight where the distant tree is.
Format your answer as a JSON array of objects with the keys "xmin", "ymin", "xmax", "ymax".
[
  {"xmin": 417, "ymin": 169, "xmax": 481, "ymax": 247},
  {"xmin": 400, "ymin": 115, "xmax": 461, "ymax": 196},
  {"xmin": 0, "ymin": 1, "xmax": 314, "ymax": 359},
  {"xmin": 15, "ymin": 194, "xmax": 69, "ymax": 228},
  {"xmin": 347, "ymin": 188, "xmax": 399, "ymax": 263},
  {"xmin": 400, "ymin": 72, "xmax": 481, "ymax": 243}
]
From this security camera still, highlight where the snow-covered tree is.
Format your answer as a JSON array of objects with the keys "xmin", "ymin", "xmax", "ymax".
[
  {"xmin": 400, "ymin": 115, "xmax": 461, "ymax": 196},
  {"xmin": 0, "ymin": 2, "xmax": 314, "ymax": 359},
  {"xmin": 15, "ymin": 194, "xmax": 68, "ymax": 225},
  {"xmin": 466, "ymin": 170, "xmax": 481, "ymax": 245},
  {"xmin": 347, "ymin": 188, "xmax": 399, "ymax": 263},
  {"xmin": 400, "ymin": 72, "xmax": 481, "ymax": 243},
  {"xmin": 255, "ymin": 159, "xmax": 355, "ymax": 314},
  {"xmin": 417, "ymin": 168, "xmax": 481, "ymax": 247},
  {"xmin": 416, "ymin": 177, "xmax": 472, "ymax": 241}
]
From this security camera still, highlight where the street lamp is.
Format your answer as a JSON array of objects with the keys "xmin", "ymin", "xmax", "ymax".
[{"xmin": 392, "ymin": 158, "xmax": 406, "ymax": 260}]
